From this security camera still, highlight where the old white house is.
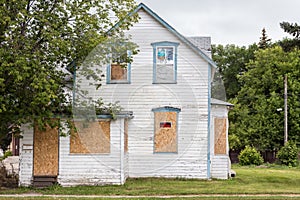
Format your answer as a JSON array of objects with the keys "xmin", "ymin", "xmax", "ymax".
[{"xmin": 19, "ymin": 3, "xmax": 232, "ymax": 187}]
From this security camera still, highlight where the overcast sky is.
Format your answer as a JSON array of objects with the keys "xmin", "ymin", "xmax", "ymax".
[{"xmin": 136, "ymin": 0, "xmax": 300, "ymax": 46}]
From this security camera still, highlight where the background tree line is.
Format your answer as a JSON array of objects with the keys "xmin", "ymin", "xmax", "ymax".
[{"xmin": 212, "ymin": 22, "xmax": 300, "ymax": 152}]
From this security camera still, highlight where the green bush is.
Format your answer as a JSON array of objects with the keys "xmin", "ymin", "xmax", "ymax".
[
  {"xmin": 238, "ymin": 146, "xmax": 264, "ymax": 166},
  {"xmin": 0, "ymin": 150, "xmax": 12, "ymax": 161},
  {"xmin": 277, "ymin": 141, "xmax": 299, "ymax": 167},
  {"xmin": 229, "ymin": 134, "xmax": 242, "ymax": 151}
]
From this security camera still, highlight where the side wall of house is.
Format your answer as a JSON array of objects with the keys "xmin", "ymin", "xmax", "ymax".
[
  {"xmin": 19, "ymin": 124, "xmax": 34, "ymax": 186},
  {"xmin": 210, "ymin": 105, "xmax": 230, "ymax": 179},
  {"xmin": 58, "ymin": 119, "xmax": 126, "ymax": 186},
  {"xmin": 77, "ymin": 9, "xmax": 210, "ymax": 179}
]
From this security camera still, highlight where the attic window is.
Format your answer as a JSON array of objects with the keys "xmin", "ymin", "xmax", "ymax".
[{"xmin": 151, "ymin": 42, "xmax": 179, "ymax": 84}]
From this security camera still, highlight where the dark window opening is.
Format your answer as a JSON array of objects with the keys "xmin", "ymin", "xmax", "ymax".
[{"xmin": 160, "ymin": 122, "xmax": 172, "ymax": 128}]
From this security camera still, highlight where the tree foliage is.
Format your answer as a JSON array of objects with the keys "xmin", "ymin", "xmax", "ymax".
[
  {"xmin": 212, "ymin": 44, "xmax": 258, "ymax": 99},
  {"xmin": 212, "ymin": 22, "xmax": 300, "ymax": 152},
  {"xmin": 0, "ymin": 0, "xmax": 138, "ymax": 150},
  {"xmin": 280, "ymin": 22, "xmax": 300, "ymax": 38},
  {"xmin": 229, "ymin": 46, "xmax": 300, "ymax": 150},
  {"xmin": 279, "ymin": 22, "xmax": 300, "ymax": 51},
  {"xmin": 258, "ymin": 28, "xmax": 271, "ymax": 49}
]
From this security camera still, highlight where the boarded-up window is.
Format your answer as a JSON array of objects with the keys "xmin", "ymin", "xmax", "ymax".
[
  {"xmin": 154, "ymin": 112, "xmax": 178, "ymax": 153},
  {"xmin": 108, "ymin": 49, "xmax": 130, "ymax": 84},
  {"xmin": 124, "ymin": 119, "xmax": 128, "ymax": 153},
  {"xmin": 70, "ymin": 121, "xmax": 110, "ymax": 154},
  {"xmin": 214, "ymin": 118, "xmax": 227, "ymax": 155},
  {"xmin": 111, "ymin": 64, "xmax": 127, "ymax": 81},
  {"xmin": 33, "ymin": 119, "xmax": 59, "ymax": 176}
]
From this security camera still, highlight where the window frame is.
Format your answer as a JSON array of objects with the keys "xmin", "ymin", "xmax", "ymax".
[
  {"xmin": 151, "ymin": 41, "xmax": 179, "ymax": 84},
  {"xmin": 107, "ymin": 50, "xmax": 131, "ymax": 84}
]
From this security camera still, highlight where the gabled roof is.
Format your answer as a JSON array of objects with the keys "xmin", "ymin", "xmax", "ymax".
[
  {"xmin": 187, "ymin": 37, "xmax": 212, "ymax": 53},
  {"xmin": 108, "ymin": 3, "xmax": 217, "ymax": 69}
]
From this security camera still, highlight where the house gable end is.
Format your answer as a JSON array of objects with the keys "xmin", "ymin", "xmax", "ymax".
[{"xmin": 108, "ymin": 3, "xmax": 217, "ymax": 69}]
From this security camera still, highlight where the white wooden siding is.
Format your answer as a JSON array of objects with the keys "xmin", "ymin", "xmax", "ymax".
[
  {"xmin": 58, "ymin": 119, "xmax": 127, "ymax": 186},
  {"xmin": 211, "ymin": 155, "xmax": 230, "ymax": 179},
  {"xmin": 19, "ymin": 124, "xmax": 33, "ymax": 186},
  {"xmin": 77, "ymin": 9, "xmax": 210, "ymax": 179}
]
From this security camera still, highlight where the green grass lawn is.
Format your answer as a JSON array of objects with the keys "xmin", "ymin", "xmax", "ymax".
[
  {"xmin": 0, "ymin": 164, "xmax": 300, "ymax": 199},
  {"xmin": 1, "ymin": 197, "xmax": 300, "ymax": 200}
]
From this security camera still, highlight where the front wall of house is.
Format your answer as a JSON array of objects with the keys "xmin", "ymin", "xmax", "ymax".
[{"xmin": 82, "ymin": 9, "xmax": 210, "ymax": 179}]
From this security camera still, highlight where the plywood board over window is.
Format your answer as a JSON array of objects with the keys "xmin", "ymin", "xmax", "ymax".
[
  {"xmin": 214, "ymin": 118, "xmax": 227, "ymax": 155},
  {"xmin": 70, "ymin": 121, "xmax": 110, "ymax": 154},
  {"xmin": 111, "ymin": 64, "xmax": 127, "ymax": 81},
  {"xmin": 154, "ymin": 112, "xmax": 177, "ymax": 153},
  {"xmin": 33, "ymin": 119, "xmax": 59, "ymax": 176}
]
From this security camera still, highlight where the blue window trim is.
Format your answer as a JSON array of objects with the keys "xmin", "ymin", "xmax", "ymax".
[
  {"xmin": 151, "ymin": 41, "xmax": 179, "ymax": 84},
  {"xmin": 207, "ymin": 64, "xmax": 212, "ymax": 179},
  {"xmin": 106, "ymin": 50, "xmax": 131, "ymax": 84},
  {"xmin": 152, "ymin": 106, "xmax": 181, "ymax": 154},
  {"xmin": 151, "ymin": 106, "xmax": 181, "ymax": 113}
]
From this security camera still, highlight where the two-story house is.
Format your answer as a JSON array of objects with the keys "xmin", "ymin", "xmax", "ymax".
[{"xmin": 19, "ymin": 3, "xmax": 232, "ymax": 187}]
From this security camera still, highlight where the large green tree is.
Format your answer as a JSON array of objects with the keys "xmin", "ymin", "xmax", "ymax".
[
  {"xmin": 229, "ymin": 46, "xmax": 300, "ymax": 151},
  {"xmin": 0, "ymin": 0, "xmax": 138, "ymax": 151},
  {"xmin": 212, "ymin": 44, "xmax": 258, "ymax": 99}
]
